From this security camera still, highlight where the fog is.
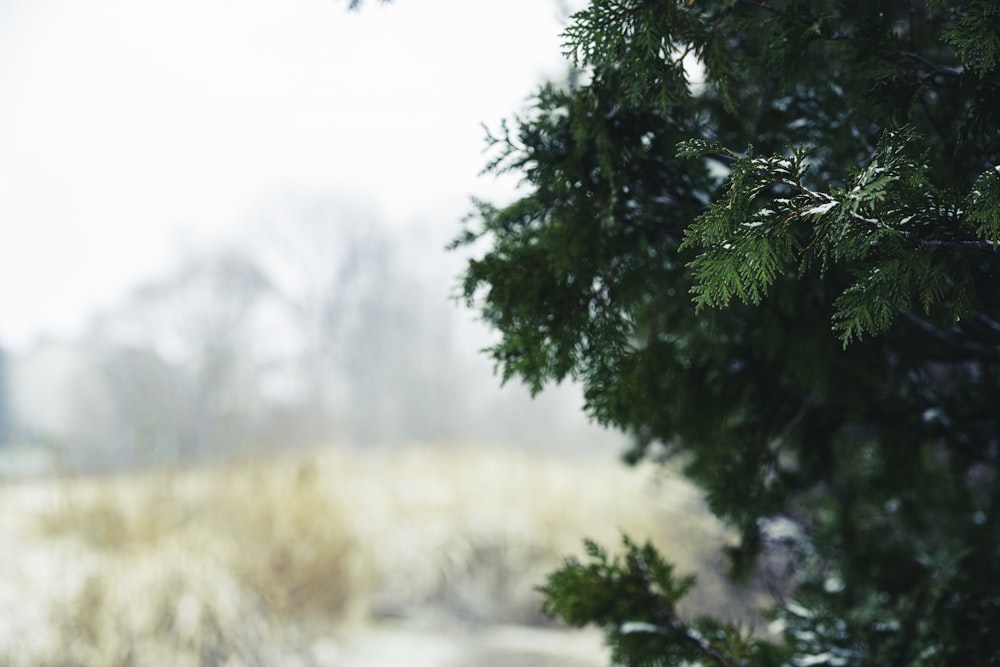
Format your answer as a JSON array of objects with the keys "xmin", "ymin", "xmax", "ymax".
[
  {"xmin": 0, "ymin": 0, "xmax": 577, "ymax": 345},
  {"xmin": 1, "ymin": 193, "xmax": 625, "ymax": 473},
  {"xmin": 0, "ymin": 0, "xmax": 621, "ymax": 470}
]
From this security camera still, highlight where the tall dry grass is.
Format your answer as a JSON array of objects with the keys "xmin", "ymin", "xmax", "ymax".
[{"xmin": 0, "ymin": 444, "xmax": 759, "ymax": 666}]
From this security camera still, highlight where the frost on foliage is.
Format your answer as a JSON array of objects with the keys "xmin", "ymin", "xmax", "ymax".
[
  {"xmin": 681, "ymin": 129, "xmax": 983, "ymax": 344},
  {"xmin": 793, "ymin": 652, "xmax": 849, "ymax": 667},
  {"xmin": 804, "ymin": 200, "xmax": 838, "ymax": 216},
  {"xmin": 620, "ymin": 621, "xmax": 668, "ymax": 636}
]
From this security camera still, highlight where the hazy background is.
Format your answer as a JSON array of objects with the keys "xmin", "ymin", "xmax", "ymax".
[{"xmin": 0, "ymin": 0, "xmax": 626, "ymax": 469}]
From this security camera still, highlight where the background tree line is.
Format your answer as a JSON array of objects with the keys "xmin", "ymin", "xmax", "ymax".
[{"xmin": 3, "ymin": 195, "xmax": 615, "ymax": 473}]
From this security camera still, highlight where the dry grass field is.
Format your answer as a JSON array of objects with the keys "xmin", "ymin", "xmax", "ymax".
[{"xmin": 0, "ymin": 444, "xmax": 763, "ymax": 666}]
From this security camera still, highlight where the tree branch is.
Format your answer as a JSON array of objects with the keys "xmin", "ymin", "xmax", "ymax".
[
  {"xmin": 897, "ymin": 309, "xmax": 1000, "ymax": 361},
  {"xmin": 853, "ymin": 213, "xmax": 998, "ymax": 253},
  {"xmin": 902, "ymin": 50, "xmax": 963, "ymax": 79},
  {"xmin": 913, "ymin": 238, "xmax": 999, "ymax": 253}
]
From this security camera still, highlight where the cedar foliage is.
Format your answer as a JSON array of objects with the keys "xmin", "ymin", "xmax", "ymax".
[{"xmin": 449, "ymin": 1, "xmax": 1000, "ymax": 665}]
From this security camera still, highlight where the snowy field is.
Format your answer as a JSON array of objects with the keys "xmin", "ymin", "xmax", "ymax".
[{"xmin": 0, "ymin": 445, "xmax": 757, "ymax": 666}]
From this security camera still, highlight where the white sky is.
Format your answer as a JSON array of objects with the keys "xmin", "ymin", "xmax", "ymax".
[{"xmin": 0, "ymin": 0, "xmax": 580, "ymax": 349}]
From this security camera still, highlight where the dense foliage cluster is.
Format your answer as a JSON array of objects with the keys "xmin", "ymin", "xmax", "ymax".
[{"xmin": 451, "ymin": 1, "xmax": 1000, "ymax": 665}]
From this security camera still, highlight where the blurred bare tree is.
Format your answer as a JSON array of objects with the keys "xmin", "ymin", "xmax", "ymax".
[
  {"xmin": 247, "ymin": 195, "xmax": 467, "ymax": 445},
  {"xmin": 85, "ymin": 250, "xmax": 272, "ymax": 466},
  {"xmin": 5, "ymin": 193, "xmax": 614, "ymax": 472}
]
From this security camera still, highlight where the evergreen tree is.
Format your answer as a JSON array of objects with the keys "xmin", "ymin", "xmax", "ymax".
[{"xmin": 450, "ymin": 1, "xmax": 1000, "ymax": 665}]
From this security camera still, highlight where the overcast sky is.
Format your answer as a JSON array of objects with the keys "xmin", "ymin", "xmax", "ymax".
[{"xmin": 0, "ymin": 0, "xmax": 579, "ymax": 349}]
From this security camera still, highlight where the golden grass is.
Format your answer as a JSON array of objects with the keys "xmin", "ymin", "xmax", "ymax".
[
  {"xmin": 35, "ymin": 456, "xmax": 363, "ymax": 616},
  {"xmin": 0, "ymin": 444, "xmax": 758, "ymax": 666}
]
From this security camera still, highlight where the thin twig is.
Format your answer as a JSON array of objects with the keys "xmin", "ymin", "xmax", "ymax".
[
  {"xmin": 898, "ymin": 310, "xmax": 1000, "ymax": 361},
  {"xmin": 902, "ymin": 50, "xmax": 963, "ymax": 79}
]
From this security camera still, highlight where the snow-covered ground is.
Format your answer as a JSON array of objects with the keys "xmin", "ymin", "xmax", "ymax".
[{"xmin": 0, "ymin": 445, "xmax": 745, "ymax": 666}]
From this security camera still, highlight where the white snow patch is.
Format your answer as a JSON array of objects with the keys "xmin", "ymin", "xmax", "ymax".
[
  {"xmin": 804, "ymin": 201, "xmax": 837, "ymax": 216},
  {"xmin": 784, "ymin": 600, "xmax": 814, "ymax": 619},
  {"xmin": 795, "ymin": 652, "xmax": 848, "ymax": 666},
  {"xmin": 758, "ymin": 515, "xmax": 804, "ymax": 542},
  {"xmin": 621, "ymin": 622, "xmax": 666, "ymax": 635}
]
